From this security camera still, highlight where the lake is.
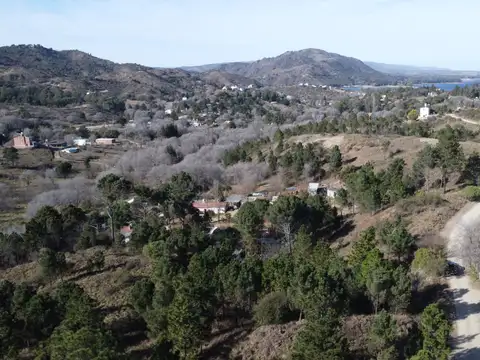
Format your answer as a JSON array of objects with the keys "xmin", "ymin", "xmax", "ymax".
[{"xmin": 344, "ymin": 79, "xmax": 480, "ymax": 92}]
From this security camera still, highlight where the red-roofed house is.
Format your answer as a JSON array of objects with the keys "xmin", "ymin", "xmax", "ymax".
[
  {"xmin": 192, "ymin": 200, "xmax": 227, "ymax": 214},
  {"xmin": 13, "ymin": 134, "xmax": 34, "ymax": 149},
  {"xmin": 120, "ymin": 225, "xmax": 133, "ymax": 243}
]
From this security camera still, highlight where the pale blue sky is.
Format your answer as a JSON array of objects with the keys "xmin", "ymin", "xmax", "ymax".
[{"xmin": 0, "ymin": 0, "xmax": 478, "ymax": 70}]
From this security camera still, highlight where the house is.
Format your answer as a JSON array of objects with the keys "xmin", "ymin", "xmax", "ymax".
[
  {"xmin": 95, "ymin": 138, "xmax": 116, "ymax": 145},
  {"xmin": 246, "ymin": 192, "xmax": 269, "ymax": 202},
  {"xmin": 192, "ymin": 200, "xmax": 227, "ymax": 214},
  {"xmin": 326, "ymin": 188, "xmax": 340, "ymax": 198},
  {"xmin": 308, "ymin": 182, "xmax": 321, "ymax": 196},
  {"xmin": 73, "ymin": 138, "xmax": 91, "ymax": 146},
  {"xmin": 13, "ymin": 134, "xmax": 34, "ymax": 149},
  {"xmin": 47, "ymin": 141, "xmax": 68, "ymax": 149},
  {"xmin": 165, "ymin": 109, "xmax": 172, "ymax": 115},
  {"xmin": 120, "ymin": 225, "xmax": 133, "ymax": 243},
  {"xmin": 419, "ymin": 103, "xmax": 430, "ymax": 119},
  {"xmin": 284, "ymin": 186, "xmax": 297, "ymax": 194},
  {"xmin": 225, "ymin": 194, "xmax": 245, "ymax": 209}
]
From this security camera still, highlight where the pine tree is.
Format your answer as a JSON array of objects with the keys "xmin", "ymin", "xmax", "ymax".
[
  {"xmin": 436, "ymin": 126, "xmax": 465, "ymax": 193},
  {"xmin": 368, "ymin": 310, "xmax": 398, "ymax": 356},
  {"xmin": 418, "ymin": 304, "xmax": 450, "ymax": 360},
  {"xmin": 348, "ymin": 227, "xmax": 376, "ymax": 270},
  {"xmin": 329, "ymin": 145, "xmax": 342, "ymax": 171},
  {"xmin": 379, "ymin": 217, "xmax": 415, "ymax": 260},
  {"xmin": 291, "ymin": 309, "xmax": 348, "ymax": 360},
  {"xmin": 167, "ymin": 291, "xmax": 204, "ymax": 360}
]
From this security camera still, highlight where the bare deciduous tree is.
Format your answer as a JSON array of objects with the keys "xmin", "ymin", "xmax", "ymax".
[
  {"xmin": 452, "ymin": 222, "xmax": 480, "ymax": 273},
  {"xmin": 20, "ymin": 169, "xmax": 37, "ymax": 187}
]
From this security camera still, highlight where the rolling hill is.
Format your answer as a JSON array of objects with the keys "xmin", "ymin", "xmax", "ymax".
[
  {"xmin": 181, "ymin": 48, "xmax": 394, "ymax": 86},
  {"xmin": 0, "ymin": 44, "xmax": 203, "ymax": 99}
]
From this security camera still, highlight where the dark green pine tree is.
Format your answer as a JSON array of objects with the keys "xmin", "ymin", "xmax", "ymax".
[{"xmin": 291, "ymin": 309, "xmax": 349, "ymax": 360}]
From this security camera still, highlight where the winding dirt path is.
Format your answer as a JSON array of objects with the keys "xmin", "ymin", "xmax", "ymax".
[
  {"xmin": 443, "ymin": 203, "xmax": 480, "ymax": 359},
  {"xmin": 448, "ymin": 113, "xmax": 480, "ymax": 126}
]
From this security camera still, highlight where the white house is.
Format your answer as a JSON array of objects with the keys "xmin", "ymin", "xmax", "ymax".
[
  {"xmin": 419, "ymin": 103, "xmax": 430, "ymax": 119},
  {"xmin": 73, "ymin": 138, "xmax": 91, "ymax": 146},
  {"xmin": 165, "ymin": 109, "xmax": 172, "ymax": 115},
  {"xmin": 308, "ymin": 183, "xmax": 320, "ymax": 195},
  {"xmin": 192, "ymin": 200, "xmax": 227, "ymax": 214},
  {"xmin": 327, "ymin": 188, "xmax": 340, "ymax": 198}
]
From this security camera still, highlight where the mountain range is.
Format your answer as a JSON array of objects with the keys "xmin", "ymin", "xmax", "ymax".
[
  {"xmin": 1, "ymin": 44, "xmax": 479, "ymax": 98},
  {"xmin": 365, "ymin": 61, "xmax": 480, "ymax": 78},
  {"xmin": 0, "ymin": 44, "xmax": 202, "ymax": 100},
  {"xmin": 181, "ymin": 50, "xmax": 480, "ymax": 86},
  {"xmin": 181, "ymin": 48, "xmax": 394, "ymax": 86}
]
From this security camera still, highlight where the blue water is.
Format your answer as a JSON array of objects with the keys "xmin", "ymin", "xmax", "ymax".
[
  {"xmin": 344, "ymin": 79, "xmax": 480, "ymax": 92},
  {"xmin": 414, "ymin": 79, "xmax": 480, "ymax": 91}
]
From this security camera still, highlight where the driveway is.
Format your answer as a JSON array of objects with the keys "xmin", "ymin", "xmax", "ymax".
[{"xmin": 444, "ymin": 203, "xmax": 480, "ymax": 359}]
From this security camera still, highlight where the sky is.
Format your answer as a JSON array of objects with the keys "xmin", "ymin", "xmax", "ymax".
[{"xmin": 0, "ymin": 0, "xmax": 478, "ymax": 70}]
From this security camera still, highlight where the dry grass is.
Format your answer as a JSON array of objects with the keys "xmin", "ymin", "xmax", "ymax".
[
  {"xmin": 0, "ymin": 247, "xmax": 151, "ymax": 312},
  {"xmin": 290, "ymin": 133, "xmax": 480, "ymax": 172},
  {"xmin": 228, "ymin": 314, "xmax": 416, "ymax": 360},
  {"xmin": 289, "ymin": 134, "xmax": 345, "ymax": 149},
  {"xmin": 337, "ymin": 189, "xmax": 467, "ymax": 256},
  {"xmin": 230, "ymin": 321, "xmax": 303, "ymax": 360}
]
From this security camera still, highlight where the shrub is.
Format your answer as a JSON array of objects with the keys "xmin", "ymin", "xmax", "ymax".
[
  {"xmin": 396, "ymin": 191, "xmax": 444, "ymax": 214},
  {"xmin": 462, "ymin": 186, "xmax": 480, "ymax": 201},
  {"xmin": 467, "ymin": 264, "xmax": 479, "ymax": 282},
  {"xmin": 411, "ymin": 247, "xmax": 447, "ymax": 277},
  {"xmin": 86, "ymin": 250, "xmax": 105, "ymax": 272},
  {"xmin": 253, "ymin": 291, "xmax": 292, "ymax": 326},
  {"xmin": 38, "ymin": 248, "xmax": 67, "ymax": 279}
]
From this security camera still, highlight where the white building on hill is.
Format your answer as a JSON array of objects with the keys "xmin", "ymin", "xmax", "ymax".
[{"xmin": 419, "ymin": 103, "xmax": 430, "ymax": 119}]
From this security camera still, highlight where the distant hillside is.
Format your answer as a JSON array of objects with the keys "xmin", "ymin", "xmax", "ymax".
[
  {"xmin": 0, "ymin": 44, "xmax": 203, "ymax": 99},
  {"xmin": 181, "ymin": 49, "xmax": 394, "ymax": 86},
  {"xmin": 200, "ymin": 70, "xmax": 261, "ymax": 87},
  {"xmin": 366, "ymin": 61, "xmax": 480, "ymax": 78}
]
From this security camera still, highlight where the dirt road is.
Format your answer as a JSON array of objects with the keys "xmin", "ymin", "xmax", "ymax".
[
  {"xmin": 448, "ymin": 113, "xmax": 480, "ymax": 126},
  {"xmin": 443, "ymin": 203, "xmax": 480, "ymax": 359}
]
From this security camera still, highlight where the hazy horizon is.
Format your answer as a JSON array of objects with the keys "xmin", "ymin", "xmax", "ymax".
[{"xmin": 1, "ymin": 0, "xmax": 479, "ymax": 71}]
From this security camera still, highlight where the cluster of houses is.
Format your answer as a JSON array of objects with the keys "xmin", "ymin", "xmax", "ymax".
[
  {"xmin": 190, "ymin": 183, "xmax": 340, "ymax": 215},
  {"xmin": 119, "ymin": 182, "xmax": 342, "ymax": 255},
  {"xmin": 298, "ymin": 83, "xmax": 330, "ymax": 89},
  {"xmin": 221, "ymin": 84, "xmax": 256, "ymax": 92},
  {"xmin": 9, "ymin": 133, "xmax": 117, "ymax": 150}
]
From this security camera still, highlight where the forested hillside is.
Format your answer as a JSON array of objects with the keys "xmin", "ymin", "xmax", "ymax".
[{"xmin": 2, "ymin": 44, "xmax": 480, "ymax": 359}]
